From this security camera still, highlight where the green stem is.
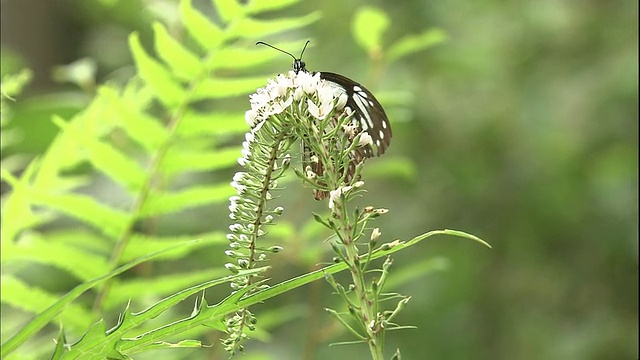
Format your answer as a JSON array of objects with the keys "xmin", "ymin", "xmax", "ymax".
[{"xmin": 342, "ymin": 234, "xmax": 384, "ymax": 360}]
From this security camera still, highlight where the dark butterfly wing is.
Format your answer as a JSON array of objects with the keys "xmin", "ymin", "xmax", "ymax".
[
  {"xmin": 318, "ymin": 72, "xmax": 392, "ymax": 157},
  {"xmin": 301, "ymin": 71, "xmax": 391, "ymax": 200}
]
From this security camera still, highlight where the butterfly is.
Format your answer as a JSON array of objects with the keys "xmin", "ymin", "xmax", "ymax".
[{"xmin": 257, "ymin": 41, "xmax": 392, "ymax": 199}]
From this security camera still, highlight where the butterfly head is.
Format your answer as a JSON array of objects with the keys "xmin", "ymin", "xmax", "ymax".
[
  {"xmin": 256, "ymin": 40, "xmax": 310, "ymax": 74},
  {"xmin": 293, "ymin": 59, "xmax": 306, "ymax": 74}
]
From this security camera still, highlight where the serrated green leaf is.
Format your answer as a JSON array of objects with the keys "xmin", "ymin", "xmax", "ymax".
[
  {"xmin": 352, "ymin": 6, "xmax": 390, "ymax": 54},
  {"xmin": 98, "ymin": 86, "xmax": 168, "ymax": 152},
  {"xmin": 140, "ymin": 184, "xmax": 234, "ymax": 217},
  {"xmin": 193, "ymin": 75, "xmax": 269, "ymax": 99},
  {"xmin": 129, "ymin": 32, "xmax": 186, "ymax": 108},
  {"xmin": 160, "ymin": 146, "xmax": 240, "ymax": 175},
  {"xmin": 246, "ymin": 0, "xmax": 301, "ymax": 14},
  {"xmin": 386, "ymin": 28, "xmax": 447, "ymax": 63},
  {"xmin": 178, "ymin": 110, "xmax": 246, "ymax": 137},
  {"xmin": 213, "ymin": 0, "xmax": 245, "ymax": 22},
  {"xmin": 2, "ymin": 241, "xmax": 202, "ymax": 358},
  {"xmin": 30, "ymin": 191, "xmax": 130, "ymax": 239},
  {"xmin": 227, "ymin": 11, "xmax": 321, "ymax": 39},
  {"xmin": 52, "ymin": 116, "xmax": 147, "ymax": 192},
  {"xmin": 153, "ymin": 22, "xmax": 204, "ymax": 80},
  {"xmin": 110, "ymin": 231, "xmax": 486, "ymax": 356},
  {"xmin": 180, "ymin": 0, "xmax": 223, "ymax": 50},
  {"xmin": 68, "ymin": 269, "xmax": 266, "ymax": 357}
]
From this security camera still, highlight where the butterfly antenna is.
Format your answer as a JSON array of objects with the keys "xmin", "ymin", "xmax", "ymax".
[
  {"xmin": 299, "ymin": 40, "xmax": 310, "ymax": 59},
  {"xmin": 256, "ymin": 41, "xmax": 297, "ymax": 61}
]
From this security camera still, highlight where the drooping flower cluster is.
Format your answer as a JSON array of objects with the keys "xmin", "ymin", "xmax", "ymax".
[
  {"xmin": 244, "ymin": 71, "xmax": 349, "ymax": 129},
  {"xmin": 224, "ymin": 70, "xmax": 362, "ymax": 354}
]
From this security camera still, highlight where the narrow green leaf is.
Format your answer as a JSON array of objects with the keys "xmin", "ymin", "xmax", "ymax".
[
  {"xmin": 153, "ymin": 22, "xmax": 204, "ymax": 80},
  {"xmin": 1, "ymin": 240, "xmax": 201, "ymax": 358},
  {"xmin": 178, "ymin": 110, "xmax": 246, "ymax": 137},
  {"xmin": 140, "ymin": 184, "xmax": 235, "ymax": 217},
  {"xmin": 213, "ymin": 0, "xmax": 244, "ymax": 22},
  {"xmin": 227, "ymin": 11, "xmax": 321, "ymax": 38},
  {"xmin": 352, "ymin": 6, "xmax": 390, "ymax": 54},
  {"xmin": 246, "ymin": 0, "xmax": 301, "ymax": 13},
  {"xmin": 160, "ymin": 146, "xmax": 240, "ymax": 175},
  {"xmin": 129, "ymin": 32, "xmax": 186, "ymax": 108},
  {"xmin": 193, "ymin": 75, "xmax": 270, "ymax": 99},
  {"xmin": 386, "ymin": 28, "xmax": 448, "ymax": 63},
  {"xmin": 180, "ymin": 0, "xmax": 223, "ymax": 50},
  {"xmin": 235, "ymin": 229, "xmax": 490, "ymax": 309}
]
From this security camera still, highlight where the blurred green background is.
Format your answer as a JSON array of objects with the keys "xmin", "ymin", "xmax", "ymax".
[{"xmin": 1, "ymin": 0, "xmax": 637, "ymax": 359}]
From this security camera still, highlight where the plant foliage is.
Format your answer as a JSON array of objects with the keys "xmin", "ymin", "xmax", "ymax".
[{"xmin": 1, "ymin": 1, "xmax": 482, "ymax": 359}]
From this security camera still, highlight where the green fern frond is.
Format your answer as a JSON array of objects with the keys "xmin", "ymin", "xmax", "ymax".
[{"xmin": 1, "ymin": 0, "xmax": 321, "ymax": 358}]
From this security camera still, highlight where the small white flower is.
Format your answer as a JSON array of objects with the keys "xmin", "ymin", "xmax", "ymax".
[
  {"xmin": 245, "ymin": 109, "xmax": 258, "ymax": 127},
  {"xmin": 245, "ymin": 132, "xmax": 255, "ymax": 143},
  {"xmin": 298, "ymin": 71, "xmax": 321, "ymax": 94},
  {"xmin": 272, "ymin": 96, "xmax": 293, "ymax": 114},
  {"xmin": 229, "ymin": 202, "xmax": 239, "ymax": 213},
  {"xmin": 317, "ymin": 86, "xmax": 335, "ymax": 107},
  {"xmin": 342, "ymin": 122, "xmax": 357, "ymax": 137},
  {"xmin": 328, "ymin": 188, "xmax": 342, "ymax": 210},
  {"xmin": 357, "ymin": 132, "xmax": 373, "ymax": 147},
  {"xmin": 370, "ymin": 228, "xmax": 381, "ymax": 242},
  {"xmin": 232, "ymin": 172, "xmax": 246, "ymax": 183},
  {"xmin": 230, "ymin": 181, "xmax": 246, "ymax": 194},
  {"xmin": 307, "ymin": 99, "xmax": 322, "ymax": 119},
  {"xmin": 306, "ymin": 169, "xmax": 317, "ymax": 179},
  {"xmin": 307, "ymin": 98, "xmax": 333, "ymax": 120},
  {"xmin": 293, "ymin": 86, "xmax": 304, "ymax": 101},
  {"xmin": 336, "ymin": 93, "xmax": 348, "ymax": 110},
  {"xmin": 249, "ymin": 89, "xmax": 270, "ymax": 110}
]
